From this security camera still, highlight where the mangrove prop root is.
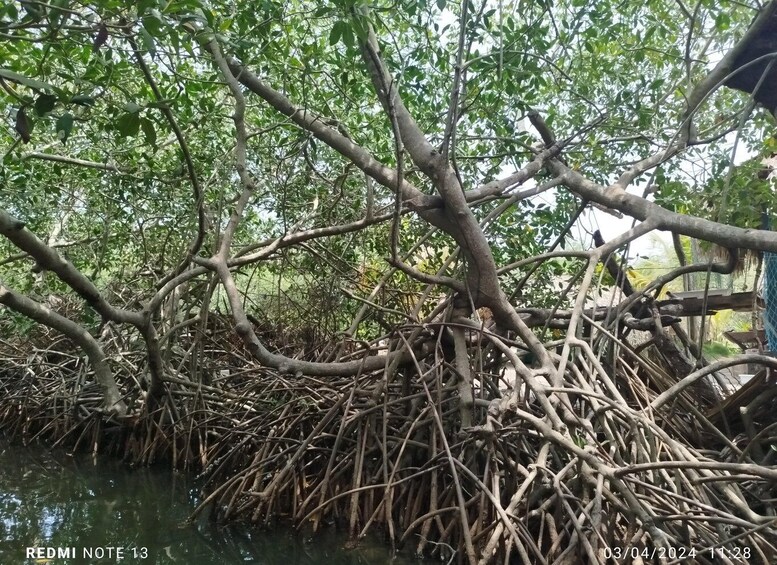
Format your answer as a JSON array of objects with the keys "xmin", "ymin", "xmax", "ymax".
[{"xmin": 0, "ymin": 314, "xmax": 775, "ymax": 564}]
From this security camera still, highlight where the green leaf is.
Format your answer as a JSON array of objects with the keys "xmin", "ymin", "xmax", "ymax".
[
  {"xmin": 0, "ymin": 69, "xmax": 55, "ymax": 92},
  {"xmin": 116, "ymin": 112, "xmax": 141, "ymax": 137},
  {"xmin": 352, "ymin": 17, "xmax": 368, "ymax": 40},
  {"xmin": 21, "ymin": 0, "xmax": 44, "ymax": 21},
  {"xmin": 49, "ymin": 0, "xmax": 70, "ymax": 29},
  {"xmin": 56, "ymin": 112, "xmax": 74, "ymax": 143},
  {"xmin": 34, "ymin": 94, "xmax": 57, "ymax": 116},
  {"xmin": 142, "ymin": 12, "xmax": 166, "ymax": 38},
  {"xmin": 139, "ymin": 26, "xmax": 157, "ymax": 58},
  {"xmin": 715, "ymin": 13, "xmax": 730, "ymax": 31},
  {"xmin": 436, "ymin": 0, "xmax": 446, "ymax": 10},
  {"xmin": 140, "ymin": 117, "xmax": 157, "ymax": 146},
  {"xmin": 146, "ymin": 99, "xmax": 174, "ymax": 109},
  {"xmin": 341, "ymin": 25, "xmax": 354, "ymax": 48},
  {"xmin": 137, "ymin": 0, "xmax": 157, "ymax": 16},
  {"xmin": 329, "ymin": 21, "xmax": 343, "ymax": 46},
  {"xmin": 70, "ymin": 94, "xmax": 95, "ymax": 106},
  {"xmin": 194, "ymin": 28, "xmax": 215, "ymax": 43},
  {"xmin": 3, "ymin": 2, "xmax": 18, "ymax": 19}
]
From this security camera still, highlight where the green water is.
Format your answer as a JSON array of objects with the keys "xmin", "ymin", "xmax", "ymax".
[{"xmin": 0, "ymin": 439, "xmax": 417, "ymax": 564}]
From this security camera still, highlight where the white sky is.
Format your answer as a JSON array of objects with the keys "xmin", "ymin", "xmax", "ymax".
[{"xmin": 567, "ymin": 133, "xmax": 757, "ymax": 261}]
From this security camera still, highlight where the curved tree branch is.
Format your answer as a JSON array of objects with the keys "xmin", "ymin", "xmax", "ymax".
[{"xmin": 0, "ymin": 282, "xmax": 126, "ymax": 416}]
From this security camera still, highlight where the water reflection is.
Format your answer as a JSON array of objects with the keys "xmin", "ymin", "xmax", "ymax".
[{"xmin": 0, "ymin": 439, "xmax": 418, "ymax": 564}]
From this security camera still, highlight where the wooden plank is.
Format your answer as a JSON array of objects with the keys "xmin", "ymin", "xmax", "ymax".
[
  {"xmin": 723, "ymin": 330, "xmax": 766, "ymax": 350},
  {"xmin": 656, "ymin": 291, "xmax": 762, "ymax": 317}
]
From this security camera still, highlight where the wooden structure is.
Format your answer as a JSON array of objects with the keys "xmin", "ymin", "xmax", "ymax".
[
  {"xmin": 723, "ymin": 329, "xmax": 767, "ymax": 352},
  {"xmin": 662, "ymin": 289, "xmax": 763, "ymax": 316}
]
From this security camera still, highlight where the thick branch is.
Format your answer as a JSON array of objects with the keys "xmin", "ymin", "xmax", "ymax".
[
  {"xmin": 685, "ymin": 2, "xmax": 777, "ymax": 120},
  {"xmin": 224, "ymin": 56, "xmax": 425, "ymax": 205},
  {"xmin": 359, "ymin": 27, "xmax": 505, "ymax": 309},
  {"xmin": 22, "ymin": 151, "xmax": 120, "ymax": 171},
  {"xmin": 127, "ymin": 35, "xmax": 207, "ymax": 284},
  {"xmin": 0, "ymin": 207, "xmax": 166, "ymax": 395},
  {"xmin": 548, "ymin": 161, "xmax": 777, "ymax": 253},
  {"xmin": 0, "ymin": 283, "xmax": 126, "ymax": 416},
  {"xmin": 0, "ymin": 208, "xmax": 139, "ymax": 324}
]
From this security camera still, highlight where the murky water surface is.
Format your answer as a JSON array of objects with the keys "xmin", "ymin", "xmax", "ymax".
[{"xmin": 0, "ymin": 438, "xmax": 418, "ymax": 564}]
